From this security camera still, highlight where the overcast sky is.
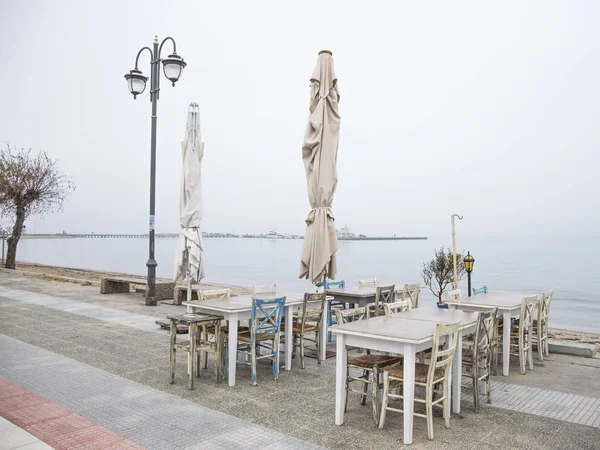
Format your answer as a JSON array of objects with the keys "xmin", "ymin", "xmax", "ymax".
[{"xmin": 1, "ymin": 1, "xmax": 599, "ymax": 237}]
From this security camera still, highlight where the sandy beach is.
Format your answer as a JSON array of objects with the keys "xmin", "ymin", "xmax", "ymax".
[{"xmin": 4, "ymin": 262, "xmax": 598, "ymax": 351}]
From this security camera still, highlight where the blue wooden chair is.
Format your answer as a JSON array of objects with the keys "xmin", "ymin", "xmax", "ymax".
[
  {"xmin": 472, "ymin": 285, "xmax": 488, "ymax": 296},
  {"xmin": 324, "ymin": 280, "xmax": 346, "ymax": 341},
  {"xmin": 224, "ymin": 296, "xmax": 286, "ymax": 386}
]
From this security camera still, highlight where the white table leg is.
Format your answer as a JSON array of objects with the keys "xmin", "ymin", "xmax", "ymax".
[
  {"xmin": 227, "ymin": 312, "xmax": 238, "ymax": 387},
  {"xmin": 284, "ymin": 305, "xmax": 292, "ymax": 370},
  {"xmin": 452, "ymin": 329, "xmax": 463, "ymax": 413},
  {"xmin": 503, "ymin": 310, "xmax": 511, "ymax": 376},
  {"xmin": 403, "ymin": 344, "xmax": 416, "ymax": 445},
  {"xmin": 320, "ymin": 299, "xmax": 328, "ymax": 361},
  {"xmin": 335, "ymin": 334, "xmax": 347, "ymax": 425}
]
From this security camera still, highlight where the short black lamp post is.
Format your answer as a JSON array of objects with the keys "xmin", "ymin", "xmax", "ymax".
[
  {"xmin": 124, "ymin": 36, "xmax": 187, "ymax": 306},
  {"xmin": 464, "ymin": 251, "xmax": 475, "ymax": 297}
]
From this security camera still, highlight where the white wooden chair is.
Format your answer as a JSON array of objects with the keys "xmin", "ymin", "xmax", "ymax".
[
  {"xmin": 462, "ymin": 308, "xmax": 497, "ymax": 411},
  {"xmin": 383, "ymin": 299, "xmax": 412, "ymax": 316},
  {"xmin": 252, "ymin": 284, "xmax": 277, "ymax": 296},
  {"xmin": 358, "ymin": 278, "xmax": 377, "ymax": 287},
  {"xmin": 379, "ymin": 321, "xmax": 460, "ymax": 440},
  {"xmin": 534, "ymin": 290, "xmax": 553, "ymax": 361},
  {"xmin": 505, "ymin": 295, "xmax": 538, "ymax": 375},
  {"xmin": 335, "ymin": 306, "xmax": 402, "ymax": 426},
  {"xmin": 369, "ymin": 285, "xmax": 395, "ymax": 317},
  {"xmin": 445, "ymin": 289, "xmax": 462, "ymax": 302},
  {"xmin": 403, "ymin": 283, "xmax": 421, "ymax": 309}
]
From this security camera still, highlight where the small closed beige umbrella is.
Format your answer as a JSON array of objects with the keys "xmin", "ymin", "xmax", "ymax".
[{"xmin": 299, "ymin": 50, "xmax": 340, "ymax": 285}]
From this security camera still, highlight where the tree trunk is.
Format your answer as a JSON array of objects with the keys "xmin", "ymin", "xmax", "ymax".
[{"xmin": 5, "ymin": 205, "xmax": 26, "ymax": 269}]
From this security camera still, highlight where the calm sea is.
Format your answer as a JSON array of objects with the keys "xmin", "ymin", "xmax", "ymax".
[{"xmin": 12, "ymin": 236, "xmax": 600, "ymax": 333}]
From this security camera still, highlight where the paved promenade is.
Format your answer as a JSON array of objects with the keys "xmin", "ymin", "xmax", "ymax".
[{"xmin": 0, "ymin": 271, "xmax": 598, "ymax": 449}]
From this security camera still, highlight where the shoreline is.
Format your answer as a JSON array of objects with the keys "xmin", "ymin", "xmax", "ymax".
[
  {"xmin": 3, "ymin": 262, "xmax": 599, "ymax": 350},
  {"xmin": 9, "ymin": 261, "xmax": 250, "ymax": 296}
]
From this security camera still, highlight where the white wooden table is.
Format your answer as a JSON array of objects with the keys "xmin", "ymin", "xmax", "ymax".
[
  {"xmin": 330, "ymin": 309, "xmax": 477, "ymax": 445},
  {"xmin": 184, "ymin": 293, "xmax": 330, "ymax": 387},
  {"xmin": 445, "ymin": 291, "xmax": 534, "ymax": 376},
  {"xmin": 325, "ymin": 284, "xmax": 404, "ymax": 309}
]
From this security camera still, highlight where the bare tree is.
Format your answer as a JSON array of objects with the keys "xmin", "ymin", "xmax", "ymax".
[
  {"xmin": 0, "ymin": 144, "xmax": 75, "ymax": 269},
  {"xmin": 421, "ymin": 246, "xmax": 467, "ymax": 303}
]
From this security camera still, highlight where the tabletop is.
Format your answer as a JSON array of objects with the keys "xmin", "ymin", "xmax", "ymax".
[
  {"xmin": 183, "ymin": 292, "xmax": 330, "ymax": 312},
  {"xmin": 331, "ymin": 315, "xmax": 459, "ymax": 344},
  {"xmin": 326, "ymin": 285, "xmax": 403, "ymax": 298},
  {"xmin": 391, "ymin": 307, "xmax": 478, "ymax": 327},
  {"xmin": 445, "ymin": 291, "xmax": 535, "ymax": 310}
]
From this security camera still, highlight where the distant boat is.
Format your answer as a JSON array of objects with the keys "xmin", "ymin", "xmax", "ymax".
[
  {"xmin": 266, "ymin": 230, "xmax": 284, "ymax": 239},
  {"xmin": 336, "ymin": 225, "xmax": 355, "ymax": 239}
]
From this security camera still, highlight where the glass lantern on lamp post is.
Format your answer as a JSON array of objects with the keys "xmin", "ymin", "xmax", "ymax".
[{"xmin": 464, "ymin": 252, "xmax": 475, "ymax": 297}]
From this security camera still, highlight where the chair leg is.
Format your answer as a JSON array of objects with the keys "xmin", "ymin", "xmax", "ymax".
[
  {"xmin": 169, "ymin": 319, "xmax": 177, "ymax": 384},
  {"xmin": 537, "ymin": 326, "xmax": 544, "ymax": 362},
  {"xmin": 527, "ymin": 333, "xmax": 534, "ymax": 371},
  {"xmin": 202, "ymin": 325, "xmax": 209, "ymax": 369},
  {"xmin": 426, "ymin": 383, "xmax": 434, "ymax": 440},
  {"xmin": 344, "ymin": 366, "xmax": 350, "ymax": 413},
  {"xmin": 251, "ymin": 339, "xmax": 258, "ymax": 386},
  {"xmin": 544, "ymin": 323, "xmax": 550, "ymax": 357},
  {"xmin": 519, "ymin": 334, "xmax": 526, "ymax": 375},
  {"xmin": 379, "ymin": 372, "xmax": 389, "ymax": 429},
  {"xmin": 486, "ymin": 371, "xmax": 492, "ymax": 404},
  {"xmin": 189, "ymin": 324, "xmax": 197, "ymax": 390},
  {"xmin": 316, "ymin": 330, "xmax": 321, "ymax": 365},
  {"xmin": 327, "ymin": 305, "xmax": 333, "ymax": 342},
  {"xmin": 360, "ymin": 370, "xmax": 369, "ymax": 406},
  {"xmin": 372, "ymin": 366, "xmax": 380, "ymax": 426},
  {"xmin": 443, "ymin": 378, "xmax": 450, "ymax": 429},
  {"xmin": 214, "ymin": 323, "xmax": 222, "ymax": 382},
  {"xmin": 473, "ymin": 367, "xmax": 480, "ymax": 412},
  {"xmin": 300, "ymin": 334, "xmax": 305, "ymax": 370},
  {"xmin": 273, "ymin": 333, "xmax": 280, "ymax": 381}
]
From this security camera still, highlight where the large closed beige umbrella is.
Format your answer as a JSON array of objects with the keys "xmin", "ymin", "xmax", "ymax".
[
  {"xmin": 299, "ymin": 50, "xmax": 340, "ymax": 285},
  {"xmin": 174, "ymin": 103, "xmax": 205, "ymax": 300}
]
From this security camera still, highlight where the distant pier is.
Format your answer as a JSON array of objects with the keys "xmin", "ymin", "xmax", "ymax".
[{"xmin": 22, "ymin": 233, "xmax": 427, "ymax": 241}]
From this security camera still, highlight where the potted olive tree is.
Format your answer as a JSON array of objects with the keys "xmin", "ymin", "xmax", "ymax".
[{"xmin": 421, "ymin": 246, "xmax": 467, "ymax": 307}]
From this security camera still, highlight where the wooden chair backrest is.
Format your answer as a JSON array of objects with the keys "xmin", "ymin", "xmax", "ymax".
[
  {"xmin": 472, "ymin": 285, "xmax": 488, "ymax": 296},
  {"xmin": 372, "ymin": 285, "xmax": 395, "ymax": 316},
  {"xmin": 519, "ymin": 295, "xmax": 539, "ymax": 335},
  {"xmin": 251, "ymin": 297, "xmax": 286, "ymax": 336},
  {"xmin": 384, "ymin": 299, "xmax": 412, "ymax": 316},
  {"xmin": 199, "ymin": 288, "xmax": 230, "ymax": 300},
  {"xmin": 445, "ymin": 289, "xmax": 462, "ymax": 302},
  {"xmin": 358, "ymin": 278, "xmax": 377, "ymax": 287},
  {"xmin": 252, "ymin": 284, "xmax": 277, "ymax": 297},
  {"xmin": 429, "ymin": 321, "xmax": 460, "ymax": 383},
  {"xmin": 299, "ymin": 292, "xmax": 327, "ymax": 333},
  {"xmin": 538, "ymin": 290, "xmax": 553, "ymax": 323},
  {"xmin": 324, "ymin": 280, "xmax": 345, "ymax": 289},
  {"xmin": 403, "ymin": 283, "xmax": 421, "ymax": 308},
  {"xmin": 473, "ymin": 308, "xmax": 497, "ymax": 362},
  {"xmin": 334, "ymin": 306, "xmax": 369, "ymax": 325}
]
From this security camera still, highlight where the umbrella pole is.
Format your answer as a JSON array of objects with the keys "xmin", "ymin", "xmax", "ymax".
[
  {"xmin": 185, "ymin": 243, "xmax": 192, "ymax": 302},
  {"xmin": 451, "ymin": 214, "xmax": 463, "ymax": 290}
]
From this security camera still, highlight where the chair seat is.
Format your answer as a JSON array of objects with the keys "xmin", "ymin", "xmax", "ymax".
[
  {"xmin": 205, "ymin": 324, "xmax": 249, "ymax": 334},
  {"xmin": 462, "ymin": 348, "xmax": 475, "ymax": 363},
  {"xmin": 388, "ymin": 363, "xmax": 444, "ymax": 383},
  {"xmin": 348, "ymin": 354, "xmax": 401, "ymax": 369},
  {"xmin": 237, "ymin": 332, "xmax": 276, "ymax": 343},
  {"xmin": 292, "ymin": 323, "xmax": 319, "ymax": 333},
  {"xmin": 168, "ymin": 313, "xmax": 222, "ymax": 324}
]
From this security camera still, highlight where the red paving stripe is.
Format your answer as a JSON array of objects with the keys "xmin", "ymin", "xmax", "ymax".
[{"xmin": 0, "ymin": 377, "xmax": 145, "ymax": 450}]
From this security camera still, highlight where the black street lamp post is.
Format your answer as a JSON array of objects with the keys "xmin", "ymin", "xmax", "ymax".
[
  {"xmin": 125, "ymin": 36, "xmax": 186, "ymax": 306},
  {"xmin": 464, "ymin": 251, "xmax": 475, "ymax": 297}
]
